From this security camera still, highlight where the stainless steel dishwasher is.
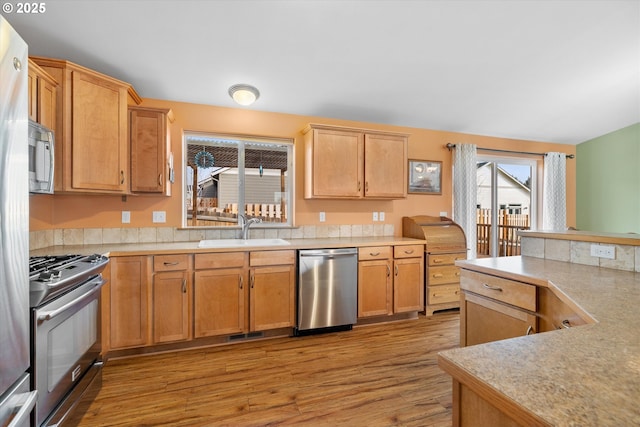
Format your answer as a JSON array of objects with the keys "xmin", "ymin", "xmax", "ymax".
[{"xmin": 296, "ymin": 248, "xmax": 358, "ymax": 334}]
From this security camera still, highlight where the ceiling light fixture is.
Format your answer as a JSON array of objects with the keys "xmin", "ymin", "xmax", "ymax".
[{"xmin": 228, "ymin": 84, "xmax": 260, "ymax": 106}]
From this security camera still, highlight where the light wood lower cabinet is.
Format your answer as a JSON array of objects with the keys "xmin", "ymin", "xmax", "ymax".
[
  {"xmin": 194, "ymin": 252, "xmax": 247, "ymax": 338},
  {"xmin": 152, "ymin": 255, "xmax": 191, "ymax": 344},
  {"xmin": 460, "ymin": 270, "xmax": 537, "ymax": 347},
  {"xmin": 537, "ymin": 287, "xmax": 588, "ymax": 332},
  {"xmin": 358, "ymin": 245, "xmax": 424, "ymax": 318},
  {"xmin": 249, "ymin": 250, "xmax": 296, "ymax": 331},
  {"xmin": 109, "ymin": 256, "xmax": 150, "ymax": 350}
]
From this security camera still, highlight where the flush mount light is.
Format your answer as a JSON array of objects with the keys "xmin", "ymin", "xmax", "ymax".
[{"xmin": 228, "ymin": 84, "xmax": 260, "ymax": 106}]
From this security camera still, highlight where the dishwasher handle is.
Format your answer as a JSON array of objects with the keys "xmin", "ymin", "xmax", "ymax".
[{"xmin": 299, "ymin": 248, "xmax": 357, "ymax": 258}]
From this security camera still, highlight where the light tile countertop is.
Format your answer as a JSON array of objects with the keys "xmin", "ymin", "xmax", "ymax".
[
  {"xmin": 438, "ymin": 256, "xmax": 640, "ymax": 426},
  {"xmin": 29, "ymin": 236, "xmax": 425, "ymax": 257}
]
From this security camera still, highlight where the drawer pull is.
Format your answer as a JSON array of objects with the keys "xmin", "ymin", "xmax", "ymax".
[
  {"xmin": 482, "ymin": 283, "xmax": 503, "ymax": 292},
  {"xmin": 163, "ymin": 261, "xmax": 180, "ymax": 266},
  {"xmin": 239, "ymin": 275, "xmax": 244, "ymax": 290},
  {"xmin": 455, "ymin": 272, "xmax": 460, "ymax": 277},
  {"xmin": 432, "ymin": 273, "xmax": 444, "ymax": 278},
  {"xmin": 181, "ymin": 279, "xmax": 187, "ymax": 293},
  {"xmin": 404, "ymin": 249, "xmax": 414, "ymax": 254},
  {"xmin": 370, "ymin": 252, "xmax": 380, "ymax": 257},
  {"xmin": 386, "ymin": 265, "xmax": 391, "ymax": 277},
  {"xmin": 560, "ymin": 319, "xmax": 572, "ymax": 329},
  {"xmin": 394, "ymin": 265, "xmax": 399, "ymax": 276},
  {"xmin": 526, "ymin": 325, "xmax": 534, "ymax": 335},
  {"xmin": 433, "ymin": 259, "xmax": 443, "ymax": 263}
]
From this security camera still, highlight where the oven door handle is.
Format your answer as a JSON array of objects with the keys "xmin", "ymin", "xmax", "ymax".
[
  {"xmin": 37, "ymin": 278, "xmax": 106, "ymax": 323},
  {"xmin": 7, "ymin": 390, "xmax": 38, "ymax": 427}
]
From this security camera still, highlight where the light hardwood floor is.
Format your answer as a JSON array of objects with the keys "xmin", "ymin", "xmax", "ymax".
[{"xmin": 77, "ymin": 311, "xmax": 459, "ymax": 426}]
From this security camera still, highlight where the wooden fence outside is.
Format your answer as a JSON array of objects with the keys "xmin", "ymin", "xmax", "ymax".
[{"xmin": 476, "ymin": 209, "xmax": 530, "ymax": 256}]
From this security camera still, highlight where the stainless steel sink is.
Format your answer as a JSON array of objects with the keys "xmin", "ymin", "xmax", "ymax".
[{"xmin": 198, "ymin": 238, "xmax": 290, "ymax": 248}]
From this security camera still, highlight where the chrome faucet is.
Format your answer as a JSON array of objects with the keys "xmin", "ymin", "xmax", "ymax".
[{"xmin": 237, "ymin": 214, "xmax": 261, "ymax": 240}]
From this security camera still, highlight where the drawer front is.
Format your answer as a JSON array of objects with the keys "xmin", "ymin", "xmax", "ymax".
[
  {"xmin": 427, "ymin": 252, "xmax": 466, "ymax": 266},
  {"xmin": 427, "ymin": 284, "xmax": 460, "ymax": 305},
  {"xmin": 428, "ymin": 265, "xmax": 461, "ymax": 285},
  {"xmin": 195, "ymin": 252, "xmax": 246, "ymax": 269},
  {"xmin": 154, "ymin": 254, "xmax": 189, "ymax": 271},
  {"xmin": 393, "ymin": 244, "xmax": 424, "ymax": 259},
  {"xmin": 250, "ymin": 250, "xmax": 295, "ymax": 267},
  {"xmin": 460, "ymin": 270, "xmax": 536, "ymax": 312},
  {"xmin": 358, "ymin": 246, "xmax": 392, "ymax": 261}
]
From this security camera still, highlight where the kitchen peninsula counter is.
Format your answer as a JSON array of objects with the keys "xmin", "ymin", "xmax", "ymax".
[
  {"xmin": 29, "ymin": 236, "xmax": 425, "ymax": 257},
  {"xmin": 438, "ymin": 256, "xmax": 640, "ymax": 426}
]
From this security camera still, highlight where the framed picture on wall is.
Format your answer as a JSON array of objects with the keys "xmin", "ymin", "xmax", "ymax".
[{"xmin": 408, "ymin": 159, "xmax": 442, "ymax": 195}]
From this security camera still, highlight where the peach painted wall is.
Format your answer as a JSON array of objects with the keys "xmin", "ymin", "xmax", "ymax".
[{"xmin": 29, "ymin": 99, "xmax": 577, "ymax": 234}]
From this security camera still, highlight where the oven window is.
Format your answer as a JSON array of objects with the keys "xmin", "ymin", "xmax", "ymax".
[{"xmin": 47, "ymin": 300, "xmax": 97, "ymax": 390}]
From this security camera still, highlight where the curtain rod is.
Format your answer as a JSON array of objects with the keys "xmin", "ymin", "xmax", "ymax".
[{"xmin": 445, "ymin": 143, "xmax": 575, "ymax": 159}]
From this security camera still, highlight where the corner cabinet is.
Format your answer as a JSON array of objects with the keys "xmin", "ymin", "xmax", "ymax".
[
  {"xmin": 129, "ymin": 106, "xmax": 174, "ymax": 195},
  {"xmin": 460, "ymin": 270, "xmax": 537, "ymax": 347},
  {"xmin": 30, "ymin": 56, "xmax": 141, "ymax": 194},
  {"xmin": 303, "ymin": 124, "xmax": 408, "ymax": 199},
  {"xmin": 28, "ymin": 59, "xmax": 57, "ymax": 131}
]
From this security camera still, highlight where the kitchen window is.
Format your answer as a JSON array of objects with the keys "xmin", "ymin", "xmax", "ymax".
[{"xmin": 183, "ymin": 132, "xmax": 293, "ymax": 228}]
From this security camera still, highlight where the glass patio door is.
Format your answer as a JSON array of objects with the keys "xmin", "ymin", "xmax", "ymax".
[{"xmin": 476, "ymin": 157, "xmax": 536, "ymax": 257}]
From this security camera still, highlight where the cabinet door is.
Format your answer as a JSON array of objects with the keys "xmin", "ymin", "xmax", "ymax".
[
  {"xmin": 308, "ymin": 128, "xmax": 363, "ymax": 198},
  {"xmin": 130, "ymin": 108, "xmax": 167, "ymax": 193},
  {"xmin": 358, "ymin": 260, "xmax": 392, "ymax": 317},
  {"xmin": 38, "ymin": 77, "xmax": 57, "ymax": 131},
  {"xmin": 153, "ymin": 271, "xmax": 190, "ymax": 344},
  {"xmin": 462, "ymin": 292, "xmax": 537, "ymax": 347},
  {"xmin": 194, "ymin": 268, "xmax": 246, "ymax": 337},
  {"xmin": 250, "ymin": 265, "xmax": 295, "ymax": 331},
  {"xmin": 364, "ymin": 133, "xmax": 407, "ymax": 198},
  {"xmin": 393, "ymin": 257, "xmax": 424, "ymax": 313},
  {"xmin": 110, "ymin": 256, "xmax": 150, "ymax": 349},
  {"xmin": 71, "ymin": 70, "xmax": 128, "ymax": 192}
]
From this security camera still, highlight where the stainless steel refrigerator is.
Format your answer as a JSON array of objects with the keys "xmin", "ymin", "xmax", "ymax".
[{"xmin": 0, "ymin": 14, "xmax": 38, "ymax": 427}]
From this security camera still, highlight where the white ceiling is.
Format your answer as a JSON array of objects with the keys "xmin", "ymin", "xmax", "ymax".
[{"xmin": 5, "ymin": 0, "xmax": 640, "ymax": 145}]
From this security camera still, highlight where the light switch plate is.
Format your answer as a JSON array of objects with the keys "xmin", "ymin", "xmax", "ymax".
[
  {"xmin": 152, "ymin": 211, "xmax": 166, "ymax": 223},
  {"xmin": 121, "ymin": 211, "xmax": 130, "ymax": 224},
  {"xmin": 372, "ymin": 212, "xmax": 379, "ymax": 221},
  {"xmin": 379, "ymin": 212, "xmax": 385, "ymax": 221},
  {"xmin": 319, "ymin": 212, "xmax": 326, "ymax": 222}
]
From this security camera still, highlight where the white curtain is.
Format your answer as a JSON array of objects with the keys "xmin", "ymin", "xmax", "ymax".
[
  {"xmin": 543, "ymin": 152, "xmax": 567, "ymax": 231},
  {"xmin": 453, "ymin": 144, "xmax": 477, "ymax": 259}
]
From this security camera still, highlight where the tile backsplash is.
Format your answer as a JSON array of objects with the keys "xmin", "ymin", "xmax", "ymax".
[
  {"xmin": 29, "ymin": 224, "xmax": 395, "ymax": 250},
  {"xmin": 521, "ymin": 236, "xmax": 640, "ymax": 273}
]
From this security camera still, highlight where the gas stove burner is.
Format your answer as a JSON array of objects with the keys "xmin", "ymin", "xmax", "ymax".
[{"xmin": 29, "ymin": 254, "xmax": 109, "ymax": 307}]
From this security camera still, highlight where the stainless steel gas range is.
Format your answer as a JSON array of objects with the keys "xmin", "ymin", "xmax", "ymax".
[{"xmin": 29, "ymin": 254, "xmax": 109, "ymax": 427}]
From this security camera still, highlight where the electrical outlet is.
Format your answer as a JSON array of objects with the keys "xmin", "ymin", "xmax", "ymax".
[
  {"xmin": 121, "ymin": 211, "xmax": 130, "ymax": 224},
  {"xmin": 590, "ymin": 244, "xmax": 615, "ymax": 259},
  {"xmin": 152, "ymin": 211, "xmax": 166, "ymax": 223},
  {"xmin": 372, "ymin": 212, "xmax": 379, "ymax": 221},
  {"xmin": 319, "ymin": 211, "xmax": 326, "ymax": 222},
  {"xmin": 440, "ymin": 211, "xmax": 448, "ymax": 218},
  {"xmin": 379, "ymin": 212, "xmax": 385, "ymax": 221}
]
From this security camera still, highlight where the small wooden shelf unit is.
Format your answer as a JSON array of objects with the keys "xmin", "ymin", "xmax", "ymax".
[{"xmin": 403, "ymin": 215, "xmax": 467, "ymax": 316}]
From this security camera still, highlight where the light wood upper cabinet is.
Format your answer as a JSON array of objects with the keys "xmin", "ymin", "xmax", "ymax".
[
  {"xmin": 303, "ymin": 124, "xmax": 408, "ymax": 199},
  {"xmin": 30, "ymin": 56, "xmax": 141, "ymax": 194},
  {"xmin": 27, "ymin": 59, "xmax": 57, "ymax": 131},
  {"xmin": 363, "ymin": 133, "xmax": 407, "ymax": 198},
  {"xmin": 129, "ymin": 106, "xmax": 174, "ymax": 195}
]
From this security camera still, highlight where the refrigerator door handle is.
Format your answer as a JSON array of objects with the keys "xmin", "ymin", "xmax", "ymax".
[{"xmin": 7, "ymin": 390, "xmax": 37, "ymax": 427}]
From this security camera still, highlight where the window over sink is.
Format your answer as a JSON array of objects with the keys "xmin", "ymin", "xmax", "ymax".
[{"xmin": 183, "ymin": 132, "xmax": 294, "ymax": 228}]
